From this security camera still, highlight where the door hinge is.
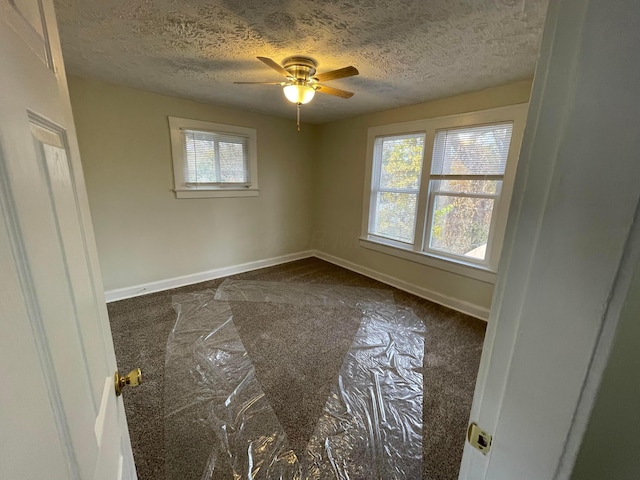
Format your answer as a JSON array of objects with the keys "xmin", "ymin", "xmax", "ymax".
[{"xmin": 468, "ymin": 422, "xmax": 492, "ymax": 455}]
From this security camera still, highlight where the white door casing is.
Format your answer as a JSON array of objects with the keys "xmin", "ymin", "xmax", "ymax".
[
  {"xmin": 0, "ymin": 1, "xmax": 136, "ymax": 479},
  {"xmin": 459, "ymin": 0, "xmax": 640, "ymax": 479}
]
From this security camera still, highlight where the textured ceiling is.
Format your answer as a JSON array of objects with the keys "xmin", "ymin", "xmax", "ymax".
[{"xmin": 54, "ymin": 0, "xmax": 548, "ymax": 124}]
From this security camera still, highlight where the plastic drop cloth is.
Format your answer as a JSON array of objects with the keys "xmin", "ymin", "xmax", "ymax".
[
  {"xmin": 165, "ymin": 281, "xmax": 425, "ymax": 480},
  {"xmin": 213, "ymin": 279, "xmax": 395, "ymax": 307},
  {"xmin": 165, "ymin": 293, "xmax": 299, "ymax": 479}
]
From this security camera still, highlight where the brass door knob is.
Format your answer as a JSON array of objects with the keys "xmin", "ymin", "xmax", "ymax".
[{"xmin": 114, "ymin": 368, "xmax": 142, "ymax": 396}]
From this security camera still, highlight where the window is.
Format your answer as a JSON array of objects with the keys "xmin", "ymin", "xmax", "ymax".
[
  {"xmin": 427, "ymin": 123, "xmax": 512, "ymax": 260},
  {"xmin": 369, "ymin": 133, "xmax": 425, "ymax": 243},
  {"xmin": 362, "ymin": 105, "xmax": 527, "ymax": 281},
  {"xmin": 168, "ymin": 116, "xmax": 258, "ymax": 198}
]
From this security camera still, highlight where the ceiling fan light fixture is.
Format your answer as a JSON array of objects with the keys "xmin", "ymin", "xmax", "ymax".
[
  {"xmin": 283, "ymin": 84, "xmax": 316, "ymax": 104},
  {"xmin": 239, "ymin": 56, "xmax": 358, "ymax": 131}
]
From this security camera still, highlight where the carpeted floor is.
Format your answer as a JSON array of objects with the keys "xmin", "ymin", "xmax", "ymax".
[{"xmin": 107, "ymin": 257, "xmax": 486, "ymax": 480}]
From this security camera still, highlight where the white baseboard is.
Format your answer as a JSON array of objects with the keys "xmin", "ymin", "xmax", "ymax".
[
  {"xmin": 105, "ymin": 248, "xmax": 490, "ymax": 321},
  {"xmin": 104, "ymin": 250, "xmax": 314, "ymax": 303},
  {"xmin": 313, "ymin": 250, "xmax": 490, "ymax": 321}
]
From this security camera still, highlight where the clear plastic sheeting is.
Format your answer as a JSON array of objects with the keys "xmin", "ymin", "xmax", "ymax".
[
  {"xmin": 213, "ymin": 279, "xmax": 394, "ymax": 307},
  {"xmin": 305, "ymin": 302, "xmax": 425, "ymax": 479},
  {"xmin": 165, "ymin": 293, "xmax": 299, "ymax": 479},
  {"xmin": 165, "ymin": 281, "xmax": 425, "ymax": 480}
]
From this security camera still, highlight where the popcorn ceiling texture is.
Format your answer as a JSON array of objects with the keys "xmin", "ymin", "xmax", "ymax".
[{"xmin": 54, "ymin": 0, "xmax": 548, "ymax": 123}]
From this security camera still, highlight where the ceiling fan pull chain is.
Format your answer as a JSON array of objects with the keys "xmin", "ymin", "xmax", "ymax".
[{"xmin": 297, "ymin": 103, "xmax": 301, "ymax": 133}]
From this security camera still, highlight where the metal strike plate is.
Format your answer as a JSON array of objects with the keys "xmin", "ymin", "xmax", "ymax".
[{"xmin": 468, "ymin": 422, "xmax": 492, "ymax": 455}]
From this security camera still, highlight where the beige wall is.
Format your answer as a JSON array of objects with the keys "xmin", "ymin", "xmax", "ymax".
[
  {"xmin": 68, "ymin": 76, "xmax": 317, "ymax": 291},
  {"xmin": 70, "ymin": 75, "xmax": 530, "ymax": 314},
  {"xmin": 312, "ymin": 80, "xmax": 532, "ymax": 315}
]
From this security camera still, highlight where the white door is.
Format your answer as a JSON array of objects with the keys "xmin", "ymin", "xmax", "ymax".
[
  {"xmin": 0, "ymin": 1, "xmax": 137, "ymax": 479},
  {"xmin": 458, "ymin": 0, "xmax": 640, "ymax": 479}
]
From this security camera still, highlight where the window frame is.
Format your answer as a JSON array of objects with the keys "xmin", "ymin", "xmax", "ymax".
[
  {"xmin": 368, "ymin": 132, "xmax": 426, "ymax": 245},
  {"xmin": 361, "ymin": 104, "xmax": 528, "ymax": 283},
  {"xmin": 168, "ymin": 116, "xmax": 259, "ymax": 198}
]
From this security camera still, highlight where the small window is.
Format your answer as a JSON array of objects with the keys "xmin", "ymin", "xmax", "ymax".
[
  {"xmin": 362, "ymin": 105, "xmax": 527, "ymax": 280},
  {"xmin": 168, "ymin": 117, "xmax": 258, "ymax": 198}
]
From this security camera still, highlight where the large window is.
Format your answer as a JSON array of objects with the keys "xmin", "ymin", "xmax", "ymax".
[
  {"xmin": 169, "ymin": 117, "xmax": 258, "ymax": 198},
  {"xmin": 362, "ymin": 105, "xmax": 527, "ymax": 281}
]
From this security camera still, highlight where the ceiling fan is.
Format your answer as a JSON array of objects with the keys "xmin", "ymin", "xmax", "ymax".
[{"xmin": 235, "ymin": 56, "xmax": 359, "ymax": 131}]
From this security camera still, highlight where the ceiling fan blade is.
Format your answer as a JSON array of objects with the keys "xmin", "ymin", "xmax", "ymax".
[
  {"xmin": 256, "ymin": 56, "xmax": 291, "ymax": 78},
  {"xmin": 234, "ymin": 81, "xmax": 285, "ymax": 85},
  {"xmin": 314, "ymin": 66, "xmax": 359, "ymax": 82},
  {"xmin": 316, "ymin": 84, "xmax": 354, "ymax": 98}
]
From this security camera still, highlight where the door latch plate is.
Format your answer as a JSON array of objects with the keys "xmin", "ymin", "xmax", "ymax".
[{"xmin": 468, "ymin": 422, "xmax": 492, "ymax": 455}]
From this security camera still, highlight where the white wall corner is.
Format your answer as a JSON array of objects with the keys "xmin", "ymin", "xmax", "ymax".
[{"xmin": 313, "ymin": 250, "xmax": 490, "ymax": 321}]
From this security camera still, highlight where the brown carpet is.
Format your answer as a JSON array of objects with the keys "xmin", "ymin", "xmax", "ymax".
[
  {"xmin": 231, "ymin": 301, "xmax": 365, "ymax": 458},
  {"xmin": 107, "ymin": 257, "xmax": 486, "ymax": 480}
]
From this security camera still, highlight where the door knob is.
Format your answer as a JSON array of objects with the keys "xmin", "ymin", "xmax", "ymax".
[{"xmin": 114, "ymin": 368, "xmax": 142, "ymax": 396}]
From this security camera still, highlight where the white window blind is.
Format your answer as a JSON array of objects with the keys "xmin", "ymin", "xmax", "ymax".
[
  {"xmin": 431, "ymin": 123, "xmax": 513, "ymax": 176},
  {"xmin": 369, "ymin": 133, "xmax": 425, "ymax": 243},
  {"xmin": 183, "ymin": 129, "xmax": 250, "ymax": 186}
]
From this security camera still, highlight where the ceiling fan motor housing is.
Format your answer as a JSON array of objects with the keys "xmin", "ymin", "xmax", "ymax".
[{"xmin": 283, "ymin": 56, "xmax": 317, "ymax": 82}]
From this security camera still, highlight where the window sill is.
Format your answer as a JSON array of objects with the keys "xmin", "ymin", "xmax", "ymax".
[
  {"xmin": 175, "ymin": 188, "xmax": 260, "ymax": 199},
  {"xmin": 359, "ymin": 236, "xmax": 497, "ymax": 284}
]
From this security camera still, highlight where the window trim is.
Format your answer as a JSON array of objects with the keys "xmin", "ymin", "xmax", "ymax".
[
  {"xmin": 168, "ymin": 116, "xmax": 259, "ymax": 198},
  {"xmin": 361, "ymin": 104, "xmax": 528, "ymax": 282}
]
